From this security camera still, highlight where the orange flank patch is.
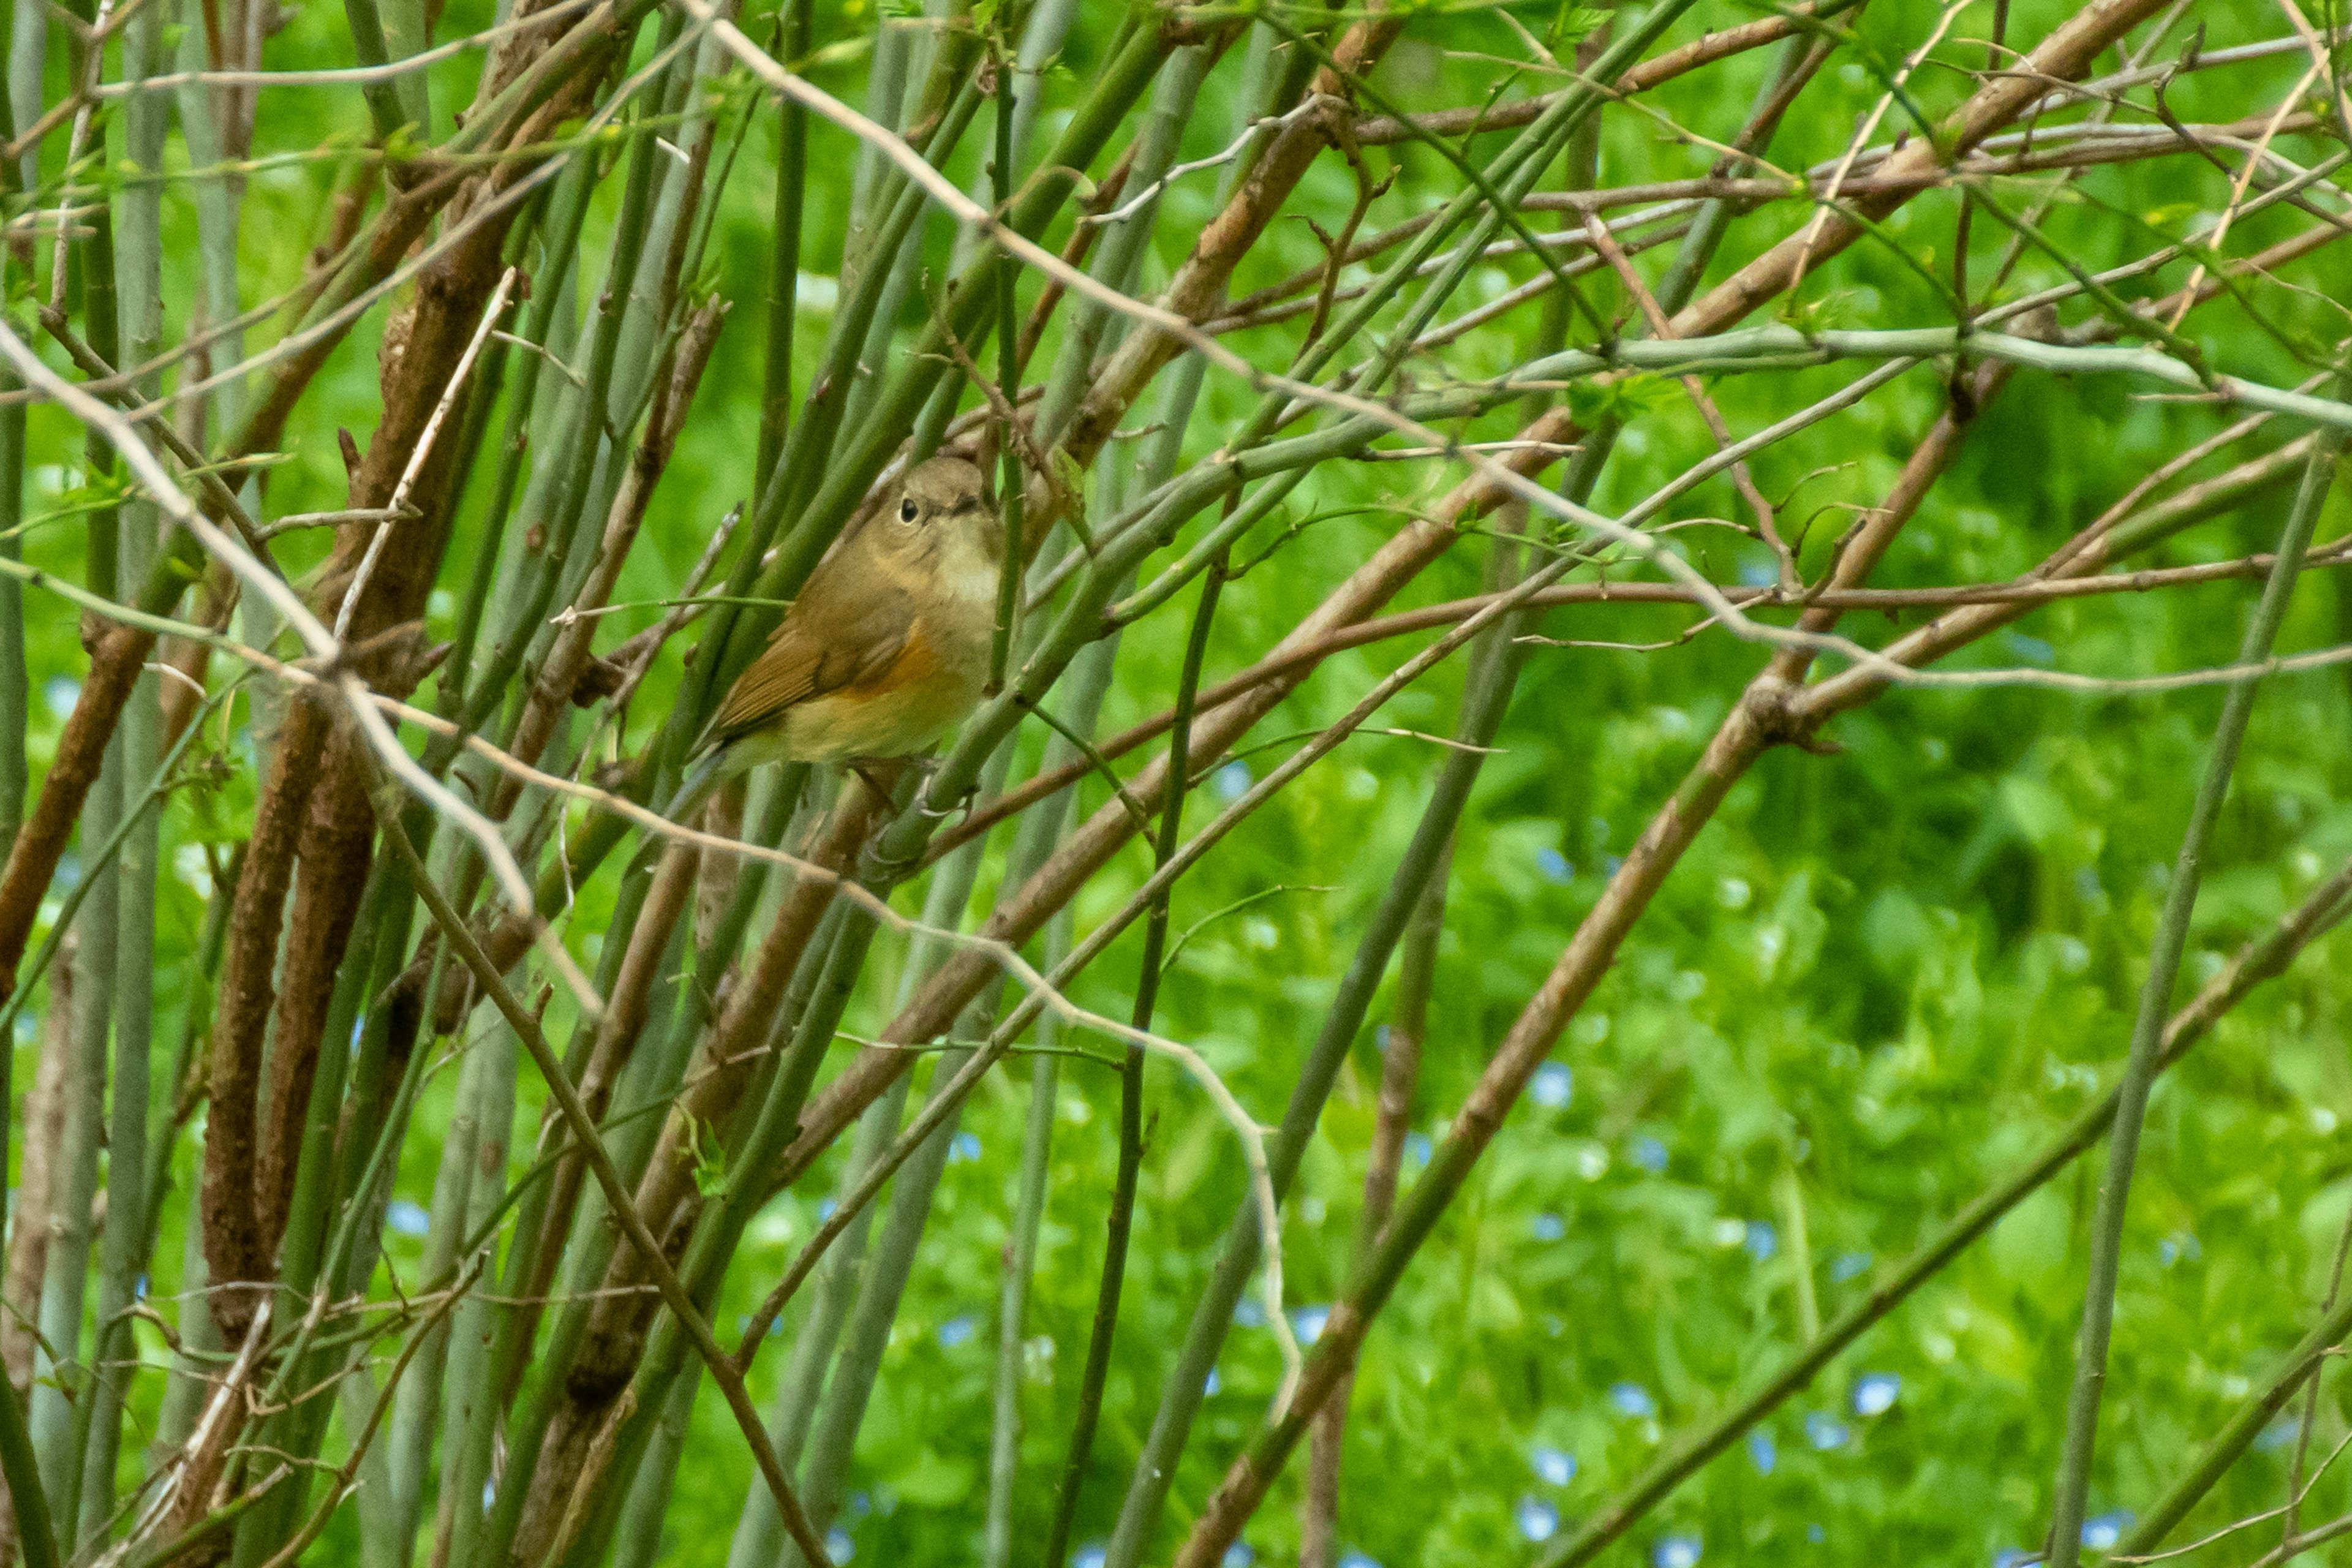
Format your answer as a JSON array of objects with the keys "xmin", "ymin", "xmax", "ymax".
[{"xmin": 848, "ymin": 623, "xmax": 949, "ymax": 701}]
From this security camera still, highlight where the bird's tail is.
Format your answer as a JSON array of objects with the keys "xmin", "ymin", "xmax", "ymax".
[
  {"xmin": 621, "ymin": 744, "xmax": 733, "ymax": 881},
  {"xmin": 662, "ymin": 745, "xmax": 731, "ymax": 829}
]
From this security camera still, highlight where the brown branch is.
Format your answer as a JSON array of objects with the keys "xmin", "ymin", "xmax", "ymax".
[
  {"xmin": 252, "ymin": 62, "xmax": 617, "ymax": 1251},
  {"xmin": 927, "ymin": 506, "xmax": 2337, "ymax": 865},
  {"xmin": 1351, "ymin": 6, "xmax": 1828, "ymax": 146},
  {"xmin": 1669, "ymin": 0, "xmax": 2187, "ymax": 339},
  {"xmin": 0, "ymin": 939, "xmax": 71, "ymax": 1390},
  {"xmin": 499, "ymin": 295, "xmax": 728, "ymax": 818},
  {"xmin": 505, "ymin": 778, "xmax": 888, "ymax": 1564},
  {"xmin": 375, "ymin": 793, "xmax": 839, "ymax": 1568},
  {"xmin": 503, "ymin": 836, "xmax": 701, "ymax": 1382},
  {"xmin": 1165, "ymin": 347, "xmax": 2015, "ymax": 1568},
  {"xmin": 205, "ymin": 695, "xmax": 330, "ymax": 1338}
]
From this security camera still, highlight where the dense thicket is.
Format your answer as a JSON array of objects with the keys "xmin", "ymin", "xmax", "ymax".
[{"xmin": 0, "ymin": 0, "xmax": 2349, "ymax": 1565}]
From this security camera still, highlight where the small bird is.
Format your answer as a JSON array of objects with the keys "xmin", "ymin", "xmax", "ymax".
[{"xmin": 670, "ymin": 455, "xmax": 1003, "ymax": 817}]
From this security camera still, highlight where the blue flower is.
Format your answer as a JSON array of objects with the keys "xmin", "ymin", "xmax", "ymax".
[
  {"xmin": 1830, "ymin": 1251, "xmax": 1872, "ymax": 1283},
  {"xmin": 1531, "ymin": 1445, "xmax": 1576, "ymax": 1487},
  {"xmin": 1651, "ymin": 1534, "xmax": 1702, "ymax": 1568},
  {"xmin": 1608, "ymin": 1382, "xmax": 1656, "ymax": 1420},
  {"xmin": 1804, "ymin": 1412, "xmax": 1848, "ymax": 1450},
  {"xmin": 1531, "ymin": 1062, "xmax": 1573, "ymax": 1109},
  {"xmin": 1630, "ymin": 1137, "xmax": 1668, "ymax": 1174},
  {"xmin": 1746, "ymin": 1430, "xmax": 1776, "ymax": 1475},
  {"xmin": 1212, "ymin": 761, "xmax": 1252, "ymax": 803},
  {"xmin": 2004, "ymin": 631, "xmax": 2056, "ymax": 666},
  {"xmin": 1222, "ymin": 1546, "xmax": 1255, "ymax": 1568},
  {"xmin": 1852, "ymin": 1373, "xmax": 1899, "ymax": 1417},
  {"xmin": 385, "ymin": 1200, "xmax": 431, "ymax": 1238},
  {"xmin": 827, "ymin": 1528, "xmax": 855, "ymax": 1562},
  {"xmin": 1531, "ymin": 1212, "xmax": 1566, "ymax": 1243},
  {"xmin": 1744, "ymin": 1221, "xmax": 1777, "ymax": 1261},
  {"xmin": 2081, "ymin": 1512, "xmax": 2134, "ymax": 1550},
  {"xmin": 1536, "ymin": 847, "xmax": 1575, "ymax": 884},
  {"xmin": 1404, "ymin": 1133, "xmax": 1433, "ymax": 1167},
  {"xmin": 949, "ymin": 1131, "xmax": 982, "ymax": 1163},
  {"xmin": 938, "ymin": 1316, "xmax": 977, "ymax": 1349},
  {"xmin": 1290, "ymin": 1305, "xmax": 1330, "ymax": 1344},
  {"xmin": 1517, "ymin": 1496, "xmax": 1561, "ymax": 1543}
]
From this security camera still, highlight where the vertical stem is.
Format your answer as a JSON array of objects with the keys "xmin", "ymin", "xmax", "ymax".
[
  {"xmin": 34, "ymin": 20, "xmax": 126, "ymax": 1507},
  {"xmin": 982, "ymin": 911, "xmax": 1065, "ymax": 1568},
  {"xmin": 1042, "ymin": 551, "xmax": 1224, "ymax": 1567},
  {"xmin": 2281, "ymin": 1196, "xmax": 2352, "ymax": 1542},
  {"xmin": 340, "ymin": 0, "xmax": 408, "ymax": 138},
  {"xmin": 1102, "ymin": 524, "xmax": 1539, "ymax": 1568},
  {"xmin": 1303, "ymin": 856, "xmax": 1445, "ymax": 1568},
  {"xmin": 6, "ymin": 0, "xmax": 38, "ymax": 193},
  {"xmin": 753, "ymin": 0, "xmax": 809, "ymax": 497},
  {"xmin": 983, "ymin": 462, "xmax": 1141, "ymax": 1568},
  {"xmin": 75, "ymin": 0, "xmax": 170, "ymax": 1532},
  {"xmin": 606, "ymin": 1362, "xmax": 703, "ymax": 1568},
  {"xmin": 0, "ymin": 317, "xmax": 22, "ymax": 865},
  {"xmin": 439, "ymin": 156, "xmax": 593, "ymax": 725},
  {"xmin": 721, "ymin": 1074, "xmax": 914, "ymax": 1568},
  {"xmin": 2043, "ymin": 415, "xmax": 2346, "ymax": 1568},
  {"xmin": 1775, "ymin": 1164, "xmax": 1820, "ymax": 1342},
  {"xmin": 0, "ymin": 1372, "xmax": 56, "ymax": 1568},
  {"xmin": 778, "ymin": 1041, "xmax": 981, "ymax": 1567},
  {"xmin": 428, "ymin": 1016, "xmax": 519, "ymax": 1568},
  {"xmin": 30, "ymin": 755, "xmax": 113, "ymax": 1538},
  {"xmin": 725, "ymin": 765, "xmax": 1002, "ymax": 1566},
  {"xmin": 985, "ymin": 41, "xmax": 1021, "ymax": 693},
  {"xmin": 386, "ymin": 1012, "xmax": 492, "ymax": 1551}
]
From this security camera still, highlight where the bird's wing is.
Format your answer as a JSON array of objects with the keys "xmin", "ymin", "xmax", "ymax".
[{"xmin": 702, "ymin": 554, "xmax": 918, "ymax": 745}]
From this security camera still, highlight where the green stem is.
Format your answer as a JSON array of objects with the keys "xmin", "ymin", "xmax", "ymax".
[
  {"xmin": 2045, "ymin": 408, "xmax": 2345, "ymax": 1568},
  {"xmin": 722, "ymin": 1072, "xmax": 913, "ymax": 1568},
  {"xmin": 753, "ymin": 0, "xmax": 810, "ymax": 496},
  {"xmin": 375, "ymin": 794, "xmax": 839, "ymax": 1568},
  {"xmin": 1101, "ymin": 504, "xmax": 1537, "ymax": 1567},
  {"xmin": 986, "ymin": 45, "xmax": 1020, "ymax": 693},
  {"xmin": 0, "ymin": 1372, "xmax": 56, "ymax": 1568},
  {"xmin": 1042, "ymin": 548, "xmax": 1223, "ymax": 1567}
]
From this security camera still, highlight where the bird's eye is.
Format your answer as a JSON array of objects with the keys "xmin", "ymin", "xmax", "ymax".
[{"xmin": 899, "ymin": 498, "xmax": 920, "ymax": 523}]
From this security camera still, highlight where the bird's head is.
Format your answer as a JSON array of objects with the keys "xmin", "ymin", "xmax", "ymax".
[{"xmin": 880, "ymin": 455, "xmax": 1001, "ymax": 565}]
